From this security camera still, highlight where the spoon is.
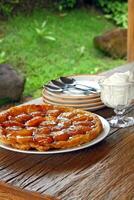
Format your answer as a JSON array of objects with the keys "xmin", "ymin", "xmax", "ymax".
[
  {"xmin": 50, "ymin": 80, "xmax": 97, "ymax": 94},
  {"xmin": 59, "ymin": 76, "xmax": 97, "ymax": 92},
  {"xmin": 43, "ymin": 85, "xmax": 97, "ymax": 95},
  {"xmin": 44, "ymin": 85, "xmax": 62, "ymax": 92},
  {"xmin": 51, "ymin": 80, "xmax": 67, "ymax": 89}
]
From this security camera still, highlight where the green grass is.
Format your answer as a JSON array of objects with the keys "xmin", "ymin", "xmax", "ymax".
[{"xmin": 0, "ymin": 8, "xmax": 125, "ymax": 98}]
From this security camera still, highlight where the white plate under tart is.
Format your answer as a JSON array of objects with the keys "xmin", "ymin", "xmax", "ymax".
[{"xmin": 0, "ymin": 115, "xmax": 110, "ymax": 154}]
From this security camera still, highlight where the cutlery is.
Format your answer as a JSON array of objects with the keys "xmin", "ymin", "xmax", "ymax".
[
  {"xmin": 44, "ymin": 85, "xmax": 62, "ymax": 92},
  {"xmin": 59, "ymin": 76, "xmax": 97, "ymax": 92},
  {"xmin": 51, "ymin": 79, "xmax": 97, "ymax": 93},
  {"xmin": 51, "ymin": 80, "xmax": 67, "ymax": 89},
  {"xmin": 44, "ymin": 84, "xmax": 94, "ymax": 95}
]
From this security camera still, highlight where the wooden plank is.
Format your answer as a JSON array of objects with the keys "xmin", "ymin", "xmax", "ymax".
[
  {"xmin": 128, "ymin": 0, "xmax": 134, "ymax": 62},
  {"xmin": 57, "ymin": 127, "xmax": 134, "ymax": 200},
  {"xmin": 0, "ymin": 181, "xmax": 58, "ymax": 200}
]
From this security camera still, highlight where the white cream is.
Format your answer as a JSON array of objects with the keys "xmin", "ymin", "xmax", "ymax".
[
  {"xmin": 100, "ymin": 71, "xmax": 134, "ymax": 108},
  {"xmin": 103, "ymin": 71, "xmax": 132, "ymax": 85}
]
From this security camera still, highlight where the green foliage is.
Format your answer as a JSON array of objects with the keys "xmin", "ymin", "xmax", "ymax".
[
  {"xmin": 0, "ymin": 0, "xmax": 77, "ymax": 16},
  {"xmin": 0, "ymin": 0, "xmax": 128, "ymax": 24},
  {"xmin": 0, "ymin": 51, "xmax": 6, "ymax": 63},
  {"xmin": 58, "ymin": 0, "xmax": 77, "ymax": 10},
  {"xmin": 0, "ymin": 0, "xmax": 45, "ymax": 17},
  {"xmin": 35, "ymin": 20, "xmax": 56, "ymax": 41},
  {"xmin": 0, "ymin": 39, "xmax": 7, "ymax": 63},
  {"xmin": 0, "ymin": 97, "xmax": 12, "ymax": 106},
  {"xmin": 0, "ymin": 9, "xmax": 124, "ymax": 97},
  {"xmin": 0, "ymin": 0, "xmax": 20, "ymax": 16},
  {"xmin": 98, "ymin": 0, "xmax": 128, "ymax": 28}
]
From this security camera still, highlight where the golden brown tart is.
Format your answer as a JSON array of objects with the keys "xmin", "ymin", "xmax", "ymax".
[{"xmin": 0, "ymin": 104, "xmax": 103, "ymax": 151}]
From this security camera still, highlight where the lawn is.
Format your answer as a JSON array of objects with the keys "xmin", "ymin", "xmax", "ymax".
[{"xmin": 0, "ymin": 8, "xmax": 125, "ymax": 98}]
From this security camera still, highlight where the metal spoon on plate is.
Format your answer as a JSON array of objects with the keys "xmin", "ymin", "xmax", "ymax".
[
  {"xmin": 59, "ymin": 76, "xmax": 97, "ymax": 92},
  {"xmin": 51, "ymin": 79, "xmax": 97, "ymax": 94}
]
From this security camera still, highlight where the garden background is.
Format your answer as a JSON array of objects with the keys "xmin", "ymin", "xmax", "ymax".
[{"xmin": 0, "ymin": 0, "xmax": 127, "ymax": 104}]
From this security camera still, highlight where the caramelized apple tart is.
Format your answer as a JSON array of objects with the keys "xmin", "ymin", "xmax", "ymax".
[{"xmin": 0, "ymin": 104, "xmax": 103, "ymax": 151}]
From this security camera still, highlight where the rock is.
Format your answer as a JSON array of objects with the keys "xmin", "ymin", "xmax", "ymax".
[
  {"xmin": 0, "ymin": 64, "xmax": 26, "ymax": 101},
  {"xmin": 93, "ymin": 28, "xmax": 127, "ymax": 59}
]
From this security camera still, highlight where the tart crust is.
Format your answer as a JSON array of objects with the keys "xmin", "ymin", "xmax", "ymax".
[{"xmin": 0, "ymin": 104, "xmax": 103, "ymax": 151}]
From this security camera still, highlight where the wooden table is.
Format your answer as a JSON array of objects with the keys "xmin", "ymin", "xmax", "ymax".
[{"xmin": 0, "ymin": 63, "xmax": 134, "ymax": 200}]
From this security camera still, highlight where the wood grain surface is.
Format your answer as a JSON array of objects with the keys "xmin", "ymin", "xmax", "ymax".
[
  {"xmin": 0, "ymin": 181, "xmax": 58, "ymax": 200},
  {"xmin": 0, "ymin": 63, "xmax": 134, "ymax": 200}
]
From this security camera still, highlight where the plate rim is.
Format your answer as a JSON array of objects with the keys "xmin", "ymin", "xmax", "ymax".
[
  {"xmin": 42, "ymin": 92, "xmax": 101, "ymax": 104},
  {"xmin": 43, "ymin": 89, "xmax": 100, "ymax": 99},
  {"xmin": 43, "ymin": 99, "xmax": 105, "ymax": 110},
  {"xmin": 43, "ymin": 98, "xmax": 104, "ymax": 107},
  {"xmin": 79, "ymin": 104, "xmax": 106, "ymax": 111},
  {"xmin": 0, "ymin": 115, "xmax": 110, "ymax": 154}
]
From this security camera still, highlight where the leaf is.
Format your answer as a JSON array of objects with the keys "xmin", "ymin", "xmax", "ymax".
[
  {"xmin": 59, "ymin": 5, "xmax": 63, "ymax": 11},
  {"xmin": 35, "ymin": 28, "xmax": 43, "ymax": 35},
  {"xmin": 35, "ymin": 28, "xmax": 41, "ymax": 34},
  {"xmin": 0, "ymin": 51, "xmax": 7, "ymax": 63},
  {"xmin": 79, "ymin": 46, "xmax": 85, "ymax": 56},
  {"xmin": 44, "ymin": 36, "xmax": 56, "ymax": 41},
  {"xmin": 42, "ymin": 21, "xmax": 47, "ymax": 28},
  {"xmin": 0, "ymin": 51, "xmax": 6, "ymax": 58},
  {"xmin": 105, "ymin": 14, "xmax": 112, "ymax": 19},
  {"xmin": 0, "ymin": 39, "xmax": 4, "ymax": 43}
]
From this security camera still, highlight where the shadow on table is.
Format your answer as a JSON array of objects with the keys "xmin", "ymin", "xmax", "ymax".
[{"xmin": 95, "ymin": 107, "xmax": 114, "ymax": 118}]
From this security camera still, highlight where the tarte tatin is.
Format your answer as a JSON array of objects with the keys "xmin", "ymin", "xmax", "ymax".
[{"xmin": 0, "ymin": 104, "xmax": 103, "ymax": 151}]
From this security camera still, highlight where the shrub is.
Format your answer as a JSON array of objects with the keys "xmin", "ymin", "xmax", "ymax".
[
  {"xmin": 0, "ymin": 0, "xmax": 128, "ymax": 27},
  {"xmin": 0, "ymin": 0, "xmax": 78, "ymax": 16},
  {"xmin": 0, "ymin": 0, "xmax": 18, "ymax": 16},
  {"xmin": 58, "ymin": 0, "xmax": 77, "ymax": 10},
  {"xmin": 0, "ymin": 0, "xmax": 46, "ymax": 17},
  {"xmin": 98, "ymin": 0, "xmax": 128, "ymax": 28},
  {"xmin": 35, "ymin": 20, "xmax": 56, "ymax": 41}
]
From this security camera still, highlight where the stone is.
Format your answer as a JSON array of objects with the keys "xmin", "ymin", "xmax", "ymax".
[
  {"xmin": 0, "ymin": 64, "xmax": 26, "ymax": 101},
  {"xmin": 93, "ymin": 28, "xmax": 127, "ymax": 59}
]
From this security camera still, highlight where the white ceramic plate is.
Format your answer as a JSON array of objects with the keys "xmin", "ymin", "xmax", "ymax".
[
  {"xmin": 43, "ymin": 99, "xmax": 105, "ymax": 111},
  {"xmin": 44, "ymin": 75, "xmax": 104, "ymax": 99},
  {"xmin": 0, "ymin": 115, "xmax": 110, "ymax": 154},
  {"xmin": 42, "ymin": 92, "xmax": 102, "ymax": 104},
  {"xmin": 80, "ymin": 104, "xmax": 106, "ymax": 111},
  {"xmin": 43, "ymin": 98, "xmax": 104, "ymax": 108}
]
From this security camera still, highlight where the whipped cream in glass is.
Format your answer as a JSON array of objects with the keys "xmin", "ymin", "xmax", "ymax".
[
  {"xmin": 100, "ymin": 71, "xmax": 134, "ymax": 108},
  {"xmin": 99, "ymin": 71, "xmax": 134, "ymax": 128}
]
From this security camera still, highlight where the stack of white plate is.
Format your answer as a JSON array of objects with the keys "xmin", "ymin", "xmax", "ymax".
[{"xmin": 42, "ymin": 75, "xmax": 105, "ymax": 111}]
